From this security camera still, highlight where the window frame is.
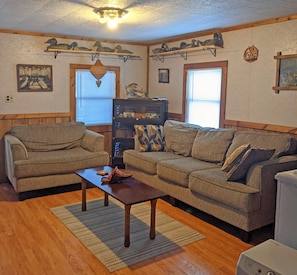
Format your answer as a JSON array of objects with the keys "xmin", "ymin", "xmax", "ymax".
[
  {"xmin": 70, "ymin": 64, "xmax": 120, "ymax": 123},
  {"xmin": 182, "ymin": 61, "xmax": 228, "ymax": 128}
]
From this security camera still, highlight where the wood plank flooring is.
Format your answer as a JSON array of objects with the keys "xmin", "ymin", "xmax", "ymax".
[{"xmin": 0, "ymin": 182, "xmax": 272, "ymax": 275}]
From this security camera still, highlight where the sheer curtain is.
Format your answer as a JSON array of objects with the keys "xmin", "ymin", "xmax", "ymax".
[
  {"xmin": 76, "ymin": 70, "xmax": 115, "ymax": 125},
  {"xmin": 186, "ymin": 68, "xmax": 222, "ymax": 128}
]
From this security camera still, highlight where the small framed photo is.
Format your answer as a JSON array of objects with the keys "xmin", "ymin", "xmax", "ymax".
[
  {"xmin": 158, "ymin": 68, "xmax": 169, "ymax": 83},
  {"xmin": 17, "ymin": 64, "xmax": 53, "ymax": 92}
]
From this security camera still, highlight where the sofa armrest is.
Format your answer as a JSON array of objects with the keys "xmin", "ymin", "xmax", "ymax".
[
  {"xmin": 82, "ymin": 129, "xmax": 105, "ymax": 152},
  {"xmin": 245, "ymin": 155, "xmax": 297, "ymax": 224},
  {"xmin": 246, "ymin": 155, "xmax": 297, "ymax": 190}
]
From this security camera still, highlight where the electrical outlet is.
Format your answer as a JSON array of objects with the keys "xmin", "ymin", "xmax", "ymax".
[{"xmin": 5, "ymin": 95, "xmax": 14, "ymax": 103}]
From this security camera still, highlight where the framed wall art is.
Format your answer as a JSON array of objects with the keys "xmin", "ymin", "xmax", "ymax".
[
  {"xmin": 17, "ymin": 64, "xmax": 53, "ymax": 92},
  {"xmin": 273, "ymin": 52, "xmax": 297, "ymax": 93},
  {"xmin": 158, "ymin": 68, "xmax": 169, "ymax": 83}
]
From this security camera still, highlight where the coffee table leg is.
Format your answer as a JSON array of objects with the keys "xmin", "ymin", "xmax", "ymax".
[
  {"xmin": 104, "ymin": 192, "xmax": 109, "ymax": 206},
  {"xmin": 124, "ymin": 204, "xmax": 131, "ymax": 247},
  {"xmin": 150, "ymin": 199, "xmax": 157, "ymax": 239},
  {"xmin": 82, "ymin": 179, "xmax": 87, "ymax": 211}
]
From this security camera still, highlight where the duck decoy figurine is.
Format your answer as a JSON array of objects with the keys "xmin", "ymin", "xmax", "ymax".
[
  {"xmin": 114, "ymin": 45, "xmax": 134, "ymax": 54},
  {"xmin": 69, "ymin": 42, "xmax": 92, "ymax": 51},
  {"xmin": 152, "ymin": 43, "xmax": 169, "ymax": 53},
  {"xmin": 93, "ymin": 41, "xmax": 114, "ymax": 52},
  {"xmin": 45, "ymin": 38, "xmax": 72, "ymax": 50},
  {"xmin": 200, "ymin": 33, "xmax": 224, "ymax": 47}
]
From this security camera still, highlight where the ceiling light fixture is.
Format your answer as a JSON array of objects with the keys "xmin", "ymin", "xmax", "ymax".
[{"xmin": 94, "ymin": 7, "xmax": 128, "ymax": 29}]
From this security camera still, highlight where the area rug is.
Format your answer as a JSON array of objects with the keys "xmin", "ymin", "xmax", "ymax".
[{"xmin": 50, "ymin": 198, "xmax": 205, "ymax": 272}]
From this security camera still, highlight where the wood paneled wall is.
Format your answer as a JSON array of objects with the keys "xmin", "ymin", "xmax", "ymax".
[
  {"xmin": 1, "ymin": 113, "xmax": 296, "ymax": 183},
  {"xmin": 224, "ymin": 119, "xmax": 297, "ymax": 139}
]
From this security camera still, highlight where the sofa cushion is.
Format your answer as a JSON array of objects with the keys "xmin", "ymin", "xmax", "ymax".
[
  {"xmin": 123, "ymin": 150, "xmax": 183, "ymax": 174},
  {"xmin": 227, "ymin": 148, "xmax": 275, "ymax": 181},
  {"xmin": 11, "ymin": 122, "xmax": 85, "ymax": 152},
  {"xmin": 14, "ymin": 147, "xmax": 109, "ymax": 178},
  {"xmin": 189, "ymin": 168, "xmax": 260, "ymax": 213},
  {"xmin": 225, "ymin": 131, "xmax": 296, "ymax": 159},
  {"xmin": 157, "ymin": 157, "xmax": 219, "ymax": 188},
  {"xmin": 191, "ymin": 128, "xmax": 235, "ymax": 163},
  {"xmin": 164, "ymin": 120, "xmax": 202, "ymax": 156},
  {"xmin": 222, "ymin": 144, "xmax": 251, "ymax": 172},
  {"xmin": 134, "ymin": 125, "xmax": 165, "ymax": 152}
]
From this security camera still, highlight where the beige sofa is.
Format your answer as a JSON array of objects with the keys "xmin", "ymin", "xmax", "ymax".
[
  {"xmin": 124, "ymin": 120, "xmax": 297, "ymax": 241},
  {"xmin": 4, "ymin": 122, "xmax": 109, "ymax": 195}
]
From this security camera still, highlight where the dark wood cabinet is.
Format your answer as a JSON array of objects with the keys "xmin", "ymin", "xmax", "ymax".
[{"xmin": 112, "ymin": 98, "xmax": 168, "ymax": 167}]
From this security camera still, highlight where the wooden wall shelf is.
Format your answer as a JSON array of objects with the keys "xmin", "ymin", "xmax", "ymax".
[
  {"xmin": 45, "ymin": 48, "xmax": 141, "ymax": 62},
  {"xmin": 150, "ymin": 45, "xmax": 223, "ymax": 62}
]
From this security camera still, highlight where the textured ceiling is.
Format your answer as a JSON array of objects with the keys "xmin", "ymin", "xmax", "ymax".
[{"xmin": 0, "ymin": 0, "xmax": 297, "ymax": 43}]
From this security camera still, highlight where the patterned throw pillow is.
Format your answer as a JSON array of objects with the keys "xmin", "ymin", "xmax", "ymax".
[
  {"xmin": 134, "ymin": 125, "xmax": 150, "ymax": 152},
  {"xmin": 221, "ymin": 144, "xmax": 251, "ymax": 172},
  {"xmin": 134, "ymin": 125, "xmax": 164, "ymax": 152},
  {"xmin": 227, "ymin": 148, "xmax": 275, "ymax": 182},
  {"xmin": 146, "ymin": 124, "xmax": 165, "ymax": 152}
]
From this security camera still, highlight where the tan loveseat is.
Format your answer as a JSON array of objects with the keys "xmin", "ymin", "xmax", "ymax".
[
  {"xmin": 4, "ymin": 122, "xmax": 109, "ymax": 195},
  {"xmin": 124, "ymin": 120, "xmax": 297, "ymax": 241}
]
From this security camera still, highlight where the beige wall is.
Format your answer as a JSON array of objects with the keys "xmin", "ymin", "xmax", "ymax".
[
  {"xmin": 0, "ymin": 33, "xmax": 148, "ymax": 114},
  {"xmin": 149, "ymin": 19, "xmax": 297, "ymax": 128},
  {"xmin": 0, "ymin": 33, "xmax": 148, "ymax": 183}
]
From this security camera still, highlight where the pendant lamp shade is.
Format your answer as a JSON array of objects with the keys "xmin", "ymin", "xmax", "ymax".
[{"xmin": 90, "ymin": 59, "xmax": 107, "ymax": 87}]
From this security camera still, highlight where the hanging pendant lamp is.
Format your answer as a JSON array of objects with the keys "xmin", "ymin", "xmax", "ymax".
[{"xmin": 90, "ymin": 59, "xmax": 107, "ymax": 87}]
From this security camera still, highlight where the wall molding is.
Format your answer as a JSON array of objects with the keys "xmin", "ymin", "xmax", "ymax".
[
  {"xmin": 224, "ymin": 119, "xmax": 297, "ymax": 138},
  {"xmin": 1, "ymin": 13, "xmax": 297, "ymax": 45}
]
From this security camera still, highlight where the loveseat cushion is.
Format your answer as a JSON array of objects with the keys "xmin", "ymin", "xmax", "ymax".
[
  {"xmin": 164, "ymin": 120, "xmax": 203, "ymax": 156},
  {"xmin": 11, "ymin": 122, "xmax": 85, "ymax": 152},
  {"xmin": 191, "ymin": 128, "xmax": 235, "ymax": 163},
  {"xmin": 225, "ymin": 131, "xmax": 296, "ymax": 159},
  {"xmin": 157, "ymin": 157, "xmax": 219, "ymax": 188},
  {"xmin": 123, "ymin": 150, "xmax": 183, "ymax": 174},
  {"xmin": 14, "ymin": 147, "xmax": 109, "ymax": 178},
  {"xmin": 189, "ymin": 169, "xmax": 260, "ymax": 213}
]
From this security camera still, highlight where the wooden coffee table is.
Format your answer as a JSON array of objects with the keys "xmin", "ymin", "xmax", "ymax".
[{"xmin": 75, "ymin": 166, "xmax": 166, "ymax": 247}]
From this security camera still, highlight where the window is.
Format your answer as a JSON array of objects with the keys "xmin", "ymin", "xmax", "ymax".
[
  {"xmin": 75, "ymin": 70, "xmax": 116, "ymax": 126},
  {"xmin": 183, "ymin": 61, "xmax": 228, "ymax": 128},
  {"xmin": 186, "ymin": 68, "xmax": 222, "ymax": 128}
]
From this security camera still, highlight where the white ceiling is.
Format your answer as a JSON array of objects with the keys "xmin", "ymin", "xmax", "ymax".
[{"xmin": 0, "ymin": 0, "xmax": 297, "ymax": 44}]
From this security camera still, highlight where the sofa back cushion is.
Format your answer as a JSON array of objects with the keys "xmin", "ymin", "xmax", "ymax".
[
  {"xmin": 191, "ymin": 128, "xmax": 235, "ymax": 163},
  {"xmin": 164, "ymin": 120, "xmax": 203, "ymax": 156},
  {"xmin": 225, "ymin": 131, "xmax": 296, "ymax": 159},
  {"xmin": 11, "ymin": 122, "xmax": 85, "ymax": 152}
]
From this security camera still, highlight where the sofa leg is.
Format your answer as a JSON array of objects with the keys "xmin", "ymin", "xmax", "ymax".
[
  {"xmin": 240, "ymin": 229, "xmax": 251, "ymax": 243},
  {"xmin": 169, "ymin": 196, "xmax": 176, "ymax": 206}
]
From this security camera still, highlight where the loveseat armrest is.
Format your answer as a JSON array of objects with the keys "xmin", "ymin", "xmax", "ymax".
[
  {"xmin": 82, "ymin": 129, "xmax": 105, "ymax": 152},
  {"xmin": 4, "ymin": 134, "xmax": 29, "ymax": 184},
  {"xmin": 4, "ymin": 134, "xmax": 28, "ymax": 161}
]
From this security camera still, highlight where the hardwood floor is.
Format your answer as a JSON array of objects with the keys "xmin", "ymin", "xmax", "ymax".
[{"xmin": 0, "ymin": 182, "xmax": 272, "ymax": 275}]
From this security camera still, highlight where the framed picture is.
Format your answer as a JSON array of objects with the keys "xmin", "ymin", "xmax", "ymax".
[
  {"xmin": 158, "ymin": 68, "xmax": 169, "ymax": 83},
  {"xmin": 17, "ymin": 64, "xmax": 53, "ymax": 92},
  {"xmin": 273, "ymin": 52, "xmax": 297, "ymax": 93}
]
